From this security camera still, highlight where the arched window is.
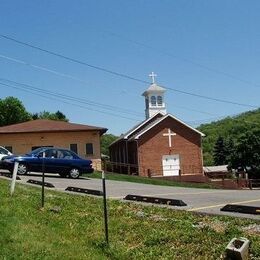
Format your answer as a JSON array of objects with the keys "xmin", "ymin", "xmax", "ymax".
[
  {"xmin": 157, "ymin": 96, "xmax": 163, "ymax": 106},
  {"xmin": 151, "ymin": 96, "xmax": 156, "ymax": 106}
]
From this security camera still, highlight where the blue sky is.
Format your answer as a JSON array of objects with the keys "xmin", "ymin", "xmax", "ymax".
[{"xmin": 0, "ymin": 1, "xmax": 259, "ymax": 135}]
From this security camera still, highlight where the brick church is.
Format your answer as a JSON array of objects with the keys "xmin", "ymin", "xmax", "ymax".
[{"xmin": 109, "ymin": 73, "xmax": 205, "ymax": 180}]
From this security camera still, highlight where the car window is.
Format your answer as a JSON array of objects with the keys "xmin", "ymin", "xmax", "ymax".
[
  {"xmin": 44, "ymin": 149, "xmax": 57, "ymax": 158},
  {"xmin": 51, "ymin": 150, "xmax": 58, "ymax": 158},
  {"xmin": 57, "ymin": 150, "xmax": 64, "ymax": 159},
  {"xmin": 62, "ymin": 150, "xmax": 74, "ymax": 159}
]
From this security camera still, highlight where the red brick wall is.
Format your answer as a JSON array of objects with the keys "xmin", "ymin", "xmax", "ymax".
[{"xmin": 138, "ymin": 117, "xmax": 203, "ymax": 177}]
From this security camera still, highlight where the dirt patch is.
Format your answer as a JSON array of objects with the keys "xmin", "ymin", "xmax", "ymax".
[
  {"xmin": 242, "ymin": 224, "xmax": 260, "ymax": 235},
  {"xmin": 193, "ymin": 220, "xmax": 228, "ymax": 233}
]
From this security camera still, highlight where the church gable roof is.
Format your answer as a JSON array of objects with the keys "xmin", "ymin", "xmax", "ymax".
[
  {"xmin": 124, "ymin": 112, "xmax": 164, "ymax": 139},
  {"xmin": 130, "ymin": 114, "xmax": 205, "ymax": 140},
  {"xmin": 110, "ymin": 113, "xmax": 205, "ymax": 147},
  {"xmin": 109, "ymin": 113, "xmax": 164, "ymax": 146}
]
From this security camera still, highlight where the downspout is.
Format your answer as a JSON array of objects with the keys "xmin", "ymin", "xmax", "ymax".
[
  {"xmin": 125, "ymin": 139, "xmax": 128, "ymax": 164},
  {"xmin": 125, "ymin": 139, "xmax": 131, "ymax": 175},
  {"xmin": 200, "ymin": 135, "xmax": 204, "ymax": 175},
  {"xmin": 134, "ymin": 139, "xmax": 140, "ymax": 176}
]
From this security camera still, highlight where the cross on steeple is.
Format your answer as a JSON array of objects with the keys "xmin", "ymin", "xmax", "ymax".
[{"xmin": 149, "ymin": 72, "xmax": 157, "ymax": 84}]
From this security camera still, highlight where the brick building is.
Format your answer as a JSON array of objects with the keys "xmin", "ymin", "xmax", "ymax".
[
  {"xmin": 0, "ymin": 119, "xmax": 107, "ymax": 170},
  {"xmin": 109, "ymin": 74, "xmax": 205, "ymax": 179}
]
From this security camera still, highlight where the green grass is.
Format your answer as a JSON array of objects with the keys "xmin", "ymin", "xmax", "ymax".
[
  {"xmin": 1, "ymin": 179, "xmax": 259, "ymax": 259},
  {"xmin": 86, "ymin": 171, "xmax": 216, "ymax": 189}
]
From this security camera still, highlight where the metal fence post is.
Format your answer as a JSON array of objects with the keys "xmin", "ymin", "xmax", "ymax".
[
  {"xmin": 102, "ymin": 171, "xmax": 109, "ymax": 245},
  {"xmin": 41, "ymin": 152, "xmax": 46, "ymax": 208},
  {"xmin": 10, "ymin": 161, "xmax": 19, "ymax": 196}
]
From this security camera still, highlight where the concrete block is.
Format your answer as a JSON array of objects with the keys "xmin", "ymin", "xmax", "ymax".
[{"xmin": 225, "ymin": 237, "xmax": 249, "ymax": 260}]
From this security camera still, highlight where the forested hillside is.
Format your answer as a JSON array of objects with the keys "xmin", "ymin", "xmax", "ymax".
[{"xmin": 197, "ymin": 108, "xmax": 260, "ymax": 167}]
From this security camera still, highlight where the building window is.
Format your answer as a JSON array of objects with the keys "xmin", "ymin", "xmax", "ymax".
[
  {"xmin": 4, "ymin": 146, "xmax": 12, "ymax": 153},
  {"xmin": 157, "ymin": 96, "xmax": 163, "ymax": 106},
  {"xmin": 70, "ymin": 144, "xmax": 78, "ymax": 154},
  {"xmin": 151, "ymin": 96, "xmax": 156, "ymax": 106},
  {"xmin": 86, "ymin": 143, "xmax": 94, "ymax": 155}
]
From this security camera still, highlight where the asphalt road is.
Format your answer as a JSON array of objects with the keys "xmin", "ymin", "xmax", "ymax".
[{"xmin": 1, "ymin": 172, "xmax": 260, "ymax": 220}]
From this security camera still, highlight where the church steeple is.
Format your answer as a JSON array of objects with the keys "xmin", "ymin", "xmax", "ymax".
[{"xmin": 142, "ymin": 72, "xmax": 166, "ymax": 119}]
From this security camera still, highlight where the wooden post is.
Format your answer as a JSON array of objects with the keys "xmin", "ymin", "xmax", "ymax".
[
  {"xmin": 147, "ymin": 169, "xmax": 151, "ymax": 178},
  {"xmin": 10, "ymin": 162, "xmax": 19, "ymax": 196}
]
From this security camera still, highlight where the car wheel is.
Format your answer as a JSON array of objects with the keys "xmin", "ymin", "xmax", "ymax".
[
  {"xmin": 17, "ymin": 163, "xmax": 27, "ymax": 175},
  {"xmin": 69, "ymin": 168, "xmax": 80, "ymax": 179}
]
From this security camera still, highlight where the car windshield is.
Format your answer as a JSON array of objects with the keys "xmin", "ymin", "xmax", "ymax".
[
  {"xmin": 68, "ymin": 150, "xmax": 81, "ymax": 159},
  {"xmin": 0, "ymin": 147, "xmax": 10, "ymax": 155}
]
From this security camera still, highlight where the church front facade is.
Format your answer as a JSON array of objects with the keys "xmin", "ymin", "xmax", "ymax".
[{"xmin": 109, "ymin": 74, "xmax": 205, "ymax": 179}]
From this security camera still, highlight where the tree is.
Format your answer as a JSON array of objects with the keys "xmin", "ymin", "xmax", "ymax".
[
  {"xmin": 198, "ymin": 108, "xmax": 260, "ymax": 166},
  {"xmin": 225, "ymin": 137, "xmax": 235, "ymax": 163},
  {"xmin": 101, "ymin": 134, "xmax": 118, "ymax": 156},
  {"xmin": 0, "ymin": 97, "xmax": 31, "ymax": 126},
  {"xmin": 213, "ymin": 136, "xmax": 228, "ymax": 165},
  {"xmin": 32, "ymin": 110, "xmax": 68, "ymax": 122},
  {"xmin": 229, "ymin": 128, "xmax": 260, "ymax": 177},
  {"xmin": 54, "ymin": 111, "xmax": 68, "ymax": 121}
]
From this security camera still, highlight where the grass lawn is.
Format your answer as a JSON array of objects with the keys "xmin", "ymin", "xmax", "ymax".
[
  {"xmin": 86, "ymin": 171, "xmax": 216, "ymax": 189},
  {"xmin": 1, "ymin": 179, "xmax": 259, "ymax": 259}
]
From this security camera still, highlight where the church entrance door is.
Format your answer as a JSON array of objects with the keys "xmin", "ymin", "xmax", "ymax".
[{"xmin": 162, "ymin": 154, "xmax": 180, "ymax": 176}]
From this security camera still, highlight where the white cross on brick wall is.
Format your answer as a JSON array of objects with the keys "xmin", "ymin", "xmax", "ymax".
[{"xmin": 163, "ymin": 128, "xmax": 176, "ymax": 147}]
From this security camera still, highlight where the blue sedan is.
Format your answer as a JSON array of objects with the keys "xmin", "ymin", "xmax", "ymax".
[{"xmin": 1, "ymin": 147, "xmax": 94, "ymax": 179}]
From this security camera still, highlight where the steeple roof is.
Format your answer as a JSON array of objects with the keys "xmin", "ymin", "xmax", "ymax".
[{"xmin": 142, "ymin": 83, "xmax": 166, "ymax": 96}]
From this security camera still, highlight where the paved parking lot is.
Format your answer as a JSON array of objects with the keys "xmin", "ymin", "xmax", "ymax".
[{"xmin": 1, "ymin": 172, "xmax": 260, "ymax": 220}]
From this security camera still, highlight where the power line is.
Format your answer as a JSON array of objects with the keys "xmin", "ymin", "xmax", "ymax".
[
  {"xmin": 0, "ymin": 77, "xmax": 143, "ymax": 117},
  {"xmin": 0, "ymin": 80, "xmax": 142, "ymax": 121},
  {"xmin": 0, "ymin": 82, "xmax": 140, "ymax": 122},
  {"xmin": 0, "ymin": 33, "xmax": 258, "ymax": 109},
  {"xmin": 0, "ymin": 54, "xmax": 94, "ymax": 86},
  {"xmin": 173, "ymin": 105, "xmax": 217, "ymax": 116},
  {"xmin": 0, "ymin": 53, "xmax": 219, "ymax": 117},
  {"xmin": 0, "ymin": 77, "xmax": 225, "ymax": 127},
  {"xmin": 165, "ymin": 87, "xmax": 257, "ymax": 109},
  {"xmin": 1, "ymin": 78, "xmax": 258, "ymax": 129},
  {"xmin": 0, "ymin": 80, "xmax": 218, "ymax": 126},
  {"xmin": 101, "ymin": 29, "xmax": 260, "ymax": 89},
  {"xmin": 0, "ymin": 34, "xmax": 147, "ymax": 84}
]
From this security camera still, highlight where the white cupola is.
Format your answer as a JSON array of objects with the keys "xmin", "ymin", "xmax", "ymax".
[{"xmin": 142, "ymin": 72, "xmax": 166, "ymax": 119}]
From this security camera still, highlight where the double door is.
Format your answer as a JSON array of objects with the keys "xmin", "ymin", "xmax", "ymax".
[{"xmin": 162, "ymin": 154, "xmax": 180, "ymax": 176}]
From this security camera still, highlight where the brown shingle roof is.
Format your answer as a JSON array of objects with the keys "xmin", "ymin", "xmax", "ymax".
[{"xmin": 0, "ymin": 119, "xmax": 107, "ymax": 134}]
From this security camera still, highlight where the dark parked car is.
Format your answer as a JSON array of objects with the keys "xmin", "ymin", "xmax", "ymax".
[{"xmin": 1, "ymin": 147, "xmax": 94, "ymax": 179}]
